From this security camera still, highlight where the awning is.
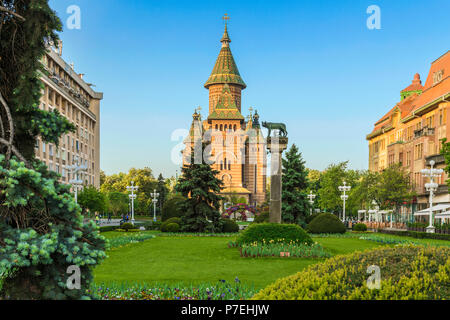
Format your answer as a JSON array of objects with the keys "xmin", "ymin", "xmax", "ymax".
[{"xmin": 414, "ymin": 203, "xmax": 450, "ymax": 216}]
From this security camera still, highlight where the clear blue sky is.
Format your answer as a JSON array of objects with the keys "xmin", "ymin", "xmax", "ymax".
[{"xmin": 49, "ymin": 0, "xmax": 450, "ymax": 178}]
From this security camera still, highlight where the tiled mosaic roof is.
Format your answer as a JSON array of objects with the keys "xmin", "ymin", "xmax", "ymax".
[{"xmin": 204, "ymin": 25, "xmax": 246, "ymax": 89}]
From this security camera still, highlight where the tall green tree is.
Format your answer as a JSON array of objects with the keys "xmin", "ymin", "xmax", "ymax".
[
  {"xmin": 156, "ymin": 173, "xmax": 169, "ymax": 215},
  {"xmin": 77, "ymin": 186, "xmax": 106, "ymax": 216},
  {"xmin": 100, "ymin": 167, "xmax": 158, "ymax": 215},
  {"xmin": 317, "ymin": 162, "xmax": 348, "ymax": 214},
  {"xmin": 0, "ymin": 0, "xmax": 106, "ymax": 299},
  {"xmin": 373, "ymin": 164, "xmax": 414, "ymax": 213},
  {"xmin": 317, "ymin": 162, "xmax": 361, "ymax": 217},
  {"xmin": 106, "ymin": 192, "xmax": 128, "ymax": 217},
  {"xmin": 175, "ymin": 143, "xmax": 224, "ymax": 233},
  {"xmin": 281, "ymin": 144, "xmax": 310, "ymax": 227}
]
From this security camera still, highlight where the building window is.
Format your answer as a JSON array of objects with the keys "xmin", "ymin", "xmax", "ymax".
[{"xmin": 414, "ymin": 143, "xmax": 423, "ymax": 160}]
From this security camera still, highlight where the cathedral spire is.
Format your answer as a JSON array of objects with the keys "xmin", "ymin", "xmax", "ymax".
[
  {"xmin": 204, "ymin": 15, "xmax": 246, "ymax": 89},
  {"xmin": 221, "ymin": 22, "xmax": 231, "ymax": 47}
]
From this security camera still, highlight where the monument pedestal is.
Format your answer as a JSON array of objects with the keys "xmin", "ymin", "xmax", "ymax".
[{"xmin": 266, "ymin": 136, "xmax": 288, "ymax": 223}]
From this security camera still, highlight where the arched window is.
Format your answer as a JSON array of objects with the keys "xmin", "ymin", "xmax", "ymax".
[
  {"xmin": 215, "ymin": 124, "xmax": 218, "ymax": 130},
  {"xmin": 220, "ymin": 124, "xmax": 223, "ymax": 131},
  {"xmin": 224, "ymin": 124, "xmax": 228, "ymax": 130},
  {"xmin": 234, "ymin": 125, "xmax": 237, "ymax": 131},
  {"xmin": 220, "ymin": 161, "xmax": 223, "ymax": 170}
]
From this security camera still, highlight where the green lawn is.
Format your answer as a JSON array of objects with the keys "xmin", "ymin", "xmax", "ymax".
[{"xmin": 94, "ymin": 233, "xmax": 383, "ymax": 289}]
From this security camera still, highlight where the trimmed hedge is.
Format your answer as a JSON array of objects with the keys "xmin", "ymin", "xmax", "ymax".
[
  {"xmin": 121, "ymin": 223, "xmax": 136, "ymax": 231},
  {"xmin": 236, "ymin": 223, "xmax": 313, "ymax": 245},
  {"xmin": 222, "ymin": 219, "xmax": 239, "ymax": 233},
  {"xmin": 353, "ymin": 223, "xmax": 368, "ymax": 232},
  {"xmin": 161, "ymin": 195, "xmax": 186, "ymax": 221},
  {"xmin": 253, "ymin": 246, "xmax": 450, "ymax": 300},
  {"xmin": 307, "ymin": 213, "xmax": 346, "ymax": 234},
  {"xmin": 378, "ymin": 229, "xmax": 450, "ymax": 241},
  {"xmin": 99, "ymin": 225, "xmax": 119, "ymax": 232}
]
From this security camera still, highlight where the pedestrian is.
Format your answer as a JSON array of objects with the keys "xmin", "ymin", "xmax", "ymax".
[
  {"xmin": 95, "ymin": 213, "xmax": 100, "ymax": 226},
  {"xmin": 108, "ymin": 212, "xmax": 111, "ymax": 222}
]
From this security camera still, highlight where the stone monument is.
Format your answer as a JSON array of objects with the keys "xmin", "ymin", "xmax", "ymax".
[{"xmin": 263, "ymin": 122, "xmax": 288, "ymax": 223}]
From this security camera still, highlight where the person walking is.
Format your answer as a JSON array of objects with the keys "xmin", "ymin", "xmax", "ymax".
[{"xmin": 95, "ymin": 213, "xmax": 100, "ymax": 226}]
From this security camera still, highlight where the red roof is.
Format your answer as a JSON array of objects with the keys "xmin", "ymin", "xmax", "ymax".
[
  {"xmin": 401, "ymin": 73, "xmax": 423, "ymax": 93},
  {"xmin": 369, "ymin": 51, "xmax": 450, "ymax": 136}
]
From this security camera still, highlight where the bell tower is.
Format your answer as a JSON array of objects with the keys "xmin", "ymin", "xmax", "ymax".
[{"xmin": 204, "ymin": 15, "xmax": 246, "ymax": 114}]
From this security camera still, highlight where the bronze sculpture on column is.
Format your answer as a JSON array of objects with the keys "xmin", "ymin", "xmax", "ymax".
[{"xmin": 262, "ymin": 122, "xmax": 288, "ymax": 223}]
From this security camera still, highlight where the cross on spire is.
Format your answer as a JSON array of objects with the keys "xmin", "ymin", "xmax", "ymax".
[{"xmin": 222, "ymin": 13, "xmax": 230, "ymax": 25}]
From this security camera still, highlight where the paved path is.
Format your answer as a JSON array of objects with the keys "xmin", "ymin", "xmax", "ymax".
[{"xmin": 84, "ymin": 218, "xmax": 121, "ymax": 227}]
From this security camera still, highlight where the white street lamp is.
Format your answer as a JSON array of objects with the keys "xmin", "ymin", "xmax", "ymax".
[
  {"xmin": 67, "ymin": 155, "xmax": 87, "ymax": 203},
  {"xmin": 421, "ymin": 160, "xmax": 443, "ymax": 233},
  {"xmin": 126, "ymin": 181, "xmax": 139, "ymax": 225},
  {"xmin": 307, "ymin": 191, "xmax": 316, "ymax": 216},
  {"xmin": 338, "ymin": 181, "xmax": 351, "ymax": 222},
  {"xmin": 150, "ymin": 189, "xmax": 160, "ymax": 222}
]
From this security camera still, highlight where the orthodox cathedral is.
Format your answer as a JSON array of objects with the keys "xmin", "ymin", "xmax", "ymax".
[{"xmin": 183, "ymin": 22, "xmax": 267, "ymax": 206}]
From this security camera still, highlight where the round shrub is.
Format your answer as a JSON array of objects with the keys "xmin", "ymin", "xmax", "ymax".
[
  {"xmin": 237, "ymin": 223, "xmax": 313, "ymax": 245},
  {"xmin": 252, "ymin": 246, "xmax": 450, "ymax": 300},
  {"xmin": 222, "ymin": 219, "xmax": 239, "ymax": 233},
  {"xmin": 305, "ymin": 211, "xmax": 320, "ymax": 224},
  {"xmin": 307, "ymin": 213, "xmax": 346, "ymax": 234},
  {"xmin": 353, "ymin": 223, "xmax": 368, "ymax": 232},
  {"xmin": 161, "ymin": 195, "xmax": 186, "ymax": 221},
  {"xmin": 163, "ymin": 223, "xmax": 180, "ymax": 233},
  {"xmin": 160, "ymin": 217, "xmax": 182, "ymax": 233},
  {"xmin": 164, "ymin": 217, "xmax": 182, "ymax": 225}
]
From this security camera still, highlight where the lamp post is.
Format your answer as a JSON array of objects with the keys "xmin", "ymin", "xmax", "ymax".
[
  {"xmin": 126, "ymin": 181, "xmax": 139, "ymax": 225},
  {"xmin": 338, "ymin": 181, "xmax": 351, "ymax": 222},
  {"xmin": 150, "ymin": 189, "xmax": 160, "ymax": 222},
  {"xmin": 307, "ymin": 191, "xmax": 316, "ymax": 215},
  {"xmin": 67, "ymin": 155, "xmax": 87, "ymax": 203},
  {"xmin": 421, "ymin": 160, "xmax": 443, "ymax": 233}
]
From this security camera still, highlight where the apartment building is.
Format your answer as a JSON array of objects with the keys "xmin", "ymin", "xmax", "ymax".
[{"xmin": 34, "ymin": 44, "xmax": 103, "ymax": 188}]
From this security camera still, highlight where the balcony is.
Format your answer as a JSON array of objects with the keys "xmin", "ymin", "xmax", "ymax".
[
  {"xmin": 48, "ymin": 70, "xmax": 90, "ymax": 109},
  {"xmin": 414, "ymin": 126, "xmax": 435, "ymax": 138},
  {"xmin": 425, "ymin": 154, "xmax": 445, "ymax": 166}
]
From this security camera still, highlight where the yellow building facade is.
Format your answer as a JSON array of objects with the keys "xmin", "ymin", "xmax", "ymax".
[{"xmin": 367, "ymin": 51, "xmax": 450, "ymax": 210}]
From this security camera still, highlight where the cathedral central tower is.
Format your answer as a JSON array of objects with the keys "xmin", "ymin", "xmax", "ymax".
[
  {"xmin": 204, "ymin": 24, "xmax": 246, "ymax": 114},
  {"xmin": 184, "ymin": 19, "xmax": 267, "ymax": 207}
]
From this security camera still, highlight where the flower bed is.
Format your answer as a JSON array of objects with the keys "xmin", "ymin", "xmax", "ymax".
[
  {"xmin": 90, "ymin": 278, "xmax": 256, "ymax": 300},
  {"xmin": 239, "ymin": 241, "xmax": 330, "ymax": 258},
  {"xmin": 107, "ymin": 233, "xmax": 156, "ymax": 249},
  {"xmin": 222, "ymin": 203, "xmax": 256, "ymax": 221}
]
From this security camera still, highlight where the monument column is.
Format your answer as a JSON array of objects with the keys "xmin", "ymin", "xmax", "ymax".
[{"xmin": 266, "ymin": 136, "xmax": 288, "ymax": 223}]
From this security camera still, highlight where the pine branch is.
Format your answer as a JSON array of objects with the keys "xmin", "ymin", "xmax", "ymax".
[{"xmin": 0, "ymin": 6, "xmax": 25, "ymax": 21}]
